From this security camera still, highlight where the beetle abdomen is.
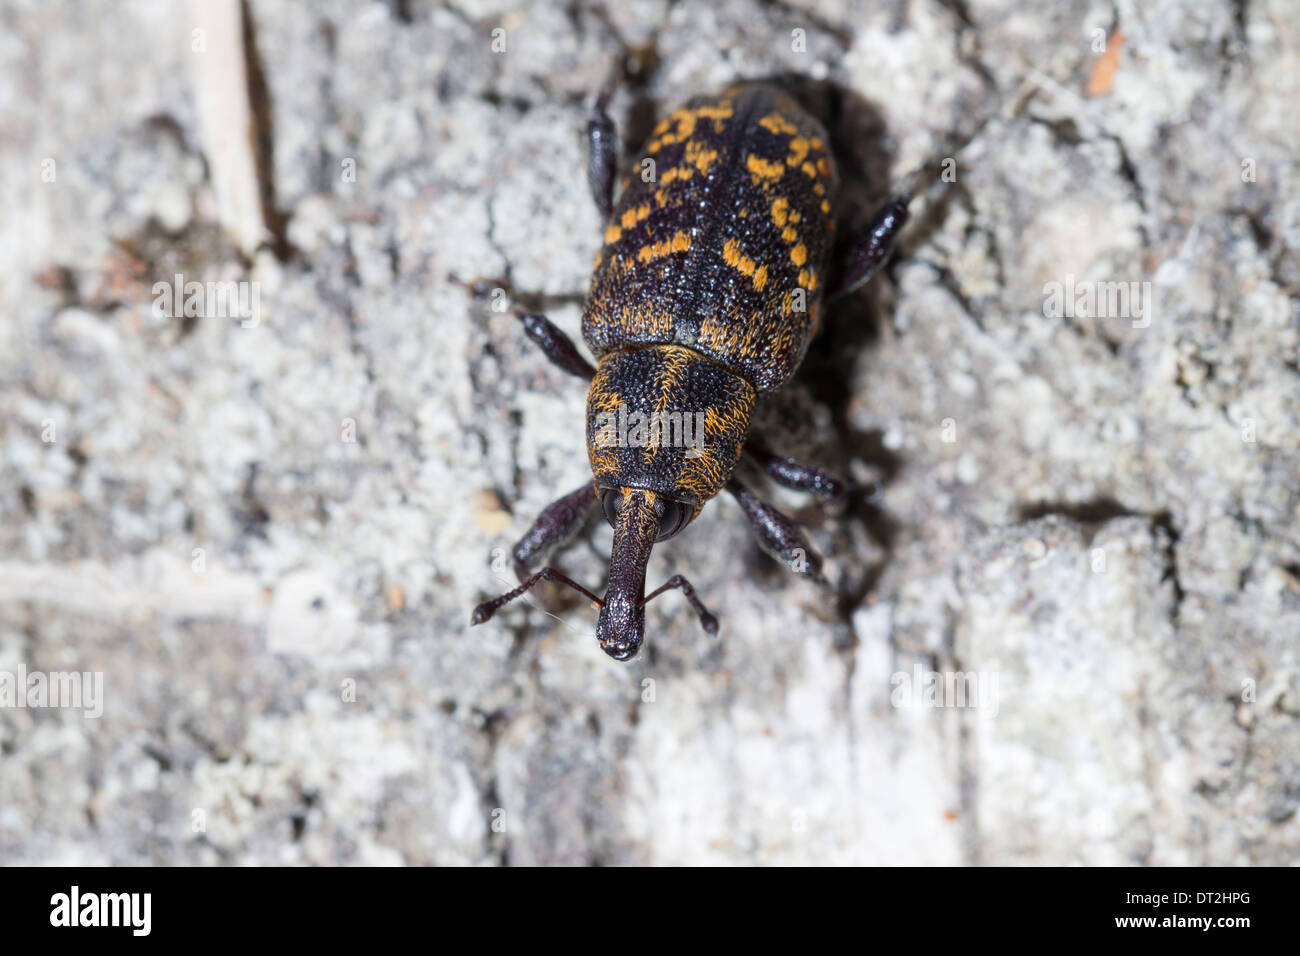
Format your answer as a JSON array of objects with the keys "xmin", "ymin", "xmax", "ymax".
[{"xmin": 582, "ymin": 83, "xmax": 839, "ymax": 393}]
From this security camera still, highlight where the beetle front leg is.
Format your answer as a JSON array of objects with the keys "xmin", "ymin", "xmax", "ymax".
[
  {"xmin": 726, "ymin": 479, "xmax": 828, "ymax": 584},
  {"xmin": 586, "ymin": 70, "xmax": 619, "ymax": 220},
  {"xmin": 828, "ymin": 196, "xmax": 911, "ymax": 300},
  {"xmin": 743, "ymin": 442, "xmax": 846, "ymax": 501},
  {"xmin": 464, "ymin": 279, "xmax": 596, "ymax": 380},
  {"xmin": 510, "ymin": 483, "xmax": 597, "ymax": 581},
  {"xmin": 517, "ymin": 311, "xmax": 596, "ymax": 380}
]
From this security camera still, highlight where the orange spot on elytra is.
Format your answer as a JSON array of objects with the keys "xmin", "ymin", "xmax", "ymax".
[
  {"xmin": 786, "ymin": 137, "xmax": 810, "ymax": 167},
  {"xmin": 722, "ymin": 238, "xmax": 742, "ymax": 267},
  {"xmin": 758, "ymin": 112, "xmax": 798, "ymax": 135},
  {"xmin": 660, "ymin": 165, "xmax": 694, "ymax": 186},
  {"xmin": 722, "ymin": 237, "xmax": 757, "ymax": 276},
  {"xmin": 747, "ymin": 154, "xmax": 785, "ymax": 180},
  {"xmin": 636, "ymin": 230, "xmax": 692, "ymax": 264},
  {"xmin": 771, "ymin": 197, "xmax": 789, "ymax": 227},
  {"xmin": 685, "ymin": 139, "xmax": 718, "ymax": 174},
  {"xmin": 674, "ymin": 110, "xmax": 698, "ymax": 140}
]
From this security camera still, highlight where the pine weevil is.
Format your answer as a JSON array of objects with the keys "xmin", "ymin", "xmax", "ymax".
[{"xmin": 471, "ymin": 80, "xmax": 910, "ymax": 661}]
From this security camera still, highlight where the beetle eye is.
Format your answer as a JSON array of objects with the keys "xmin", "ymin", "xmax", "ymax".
[
  {"xmin": 601, "ymin": 489, "xmax": 691, "ymax": 541},
  {"xmin": 600, "ymin": 488, "xmax": 623, "ymax": 530},
  {"xmin": 655, "ymin": 499, "xmax": 690, "ymax": 542}
]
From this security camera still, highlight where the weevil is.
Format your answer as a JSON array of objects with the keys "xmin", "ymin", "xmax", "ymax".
[{"xmin": 471, "ymin": 80, "xmax": 910, "ymax": 661}]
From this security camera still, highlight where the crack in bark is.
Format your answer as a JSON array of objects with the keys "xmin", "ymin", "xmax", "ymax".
[{"xmin": 239, "ymin": 0, "xmax": 291, "ymax": 261}]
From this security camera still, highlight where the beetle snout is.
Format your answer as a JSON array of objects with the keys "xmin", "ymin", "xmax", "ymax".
[
  {"xmin": 603, "ymin": 641, "xmax": 641, "ymax": 661},
  {"xmin": 596, "ymin": 598, "xmax": 644, "ymax": 661}
]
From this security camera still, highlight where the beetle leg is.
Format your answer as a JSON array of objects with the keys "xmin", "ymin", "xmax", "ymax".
[
  {"xmin": 470, "ymin": 567, "xmax": 603, "ymax": 626},
  {"xmin": 743, "ymin": 442, "xmax": 846, "ymax": 501},
  {"xmin": 510, "ymin": 483, "xmax": 597, "ymax": 581},
  {"xmin": 727, "ymin": 479, "xmax": 828, "ymax": 584},
  {"xmin": 828, "ymin": 195, "xmax": 911, "ymax": 300},
  {"xmin": 586, "ymin": 69, "xmax": 619, "ymax": 219},
  {"xmin": 643, "ymin": 574, "xmax": 719, "ymax": 636},
  {"xmin": 462, "ymin": 277, "xmax": 596, "ymax": 379},
  {"xmin": 517, "ymin": 311, "xmax": 596, "ymax": 380}
]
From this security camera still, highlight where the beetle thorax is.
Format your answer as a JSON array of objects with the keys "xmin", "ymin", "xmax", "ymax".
[{"xmin": 586, "ymin": 345, "xmax": 756, "ymax": 514}]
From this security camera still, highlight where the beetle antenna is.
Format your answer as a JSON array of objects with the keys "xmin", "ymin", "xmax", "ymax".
[
  {"xmin": 643, "ymin": 574, "xmax": 719, "ymax": 636},
  {"xmin": 470, "ymin": 567, "xmax": 603, "ymax": 626}
]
